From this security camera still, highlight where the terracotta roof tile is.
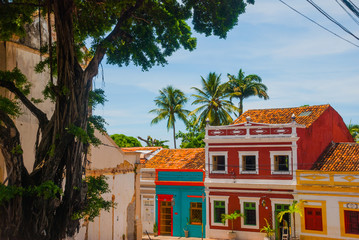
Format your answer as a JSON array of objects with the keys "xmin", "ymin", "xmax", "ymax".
[
  {"xmin": 311, "ymin": 142, "xmax": 359, "ymax": 171},
  {"xmin": 143, "ymin": 148, "xmax": 205, "ymax": 170},
  {"xmin": 232, "ymin": 104, "xmax": 330, "ymax": 127}
]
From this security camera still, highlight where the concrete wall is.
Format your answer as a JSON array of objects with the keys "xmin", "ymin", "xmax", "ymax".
[{"xmin": 140, "ymin": 168, "xmax": 156, "ymax": 234}]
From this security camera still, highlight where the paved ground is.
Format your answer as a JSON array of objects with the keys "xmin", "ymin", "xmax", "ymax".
[{"xmin": 142, "ymin": 234, "xmax": 217, "ymax": 240}]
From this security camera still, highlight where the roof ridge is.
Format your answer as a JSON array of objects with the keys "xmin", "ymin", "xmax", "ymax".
[
  {"xmin": 335, "ymin": 142, "xmax": 359, "ymax": 145},
  {"xmin": 161, "ymin": 148, "xmax": 205, "ymax": 150},
  {"xmin": 244, "ymin": 104, "xmax": 330, "ymax": 112}
]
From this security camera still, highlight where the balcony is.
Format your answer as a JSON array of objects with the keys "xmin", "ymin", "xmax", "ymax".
[{"xmin": 297, "ymin": 170, "xmax": 359, "ymax": 187}]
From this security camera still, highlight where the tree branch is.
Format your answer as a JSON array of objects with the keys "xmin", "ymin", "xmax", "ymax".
[
  {"xmin": 84, "ymin": 0, "xmax": 145, "ymax": 80},
  {"xmin": 0, "ymin": 110, "xmax": 29, "ymax": 186},
  {"xmin": 0, "ymin": 80, "xmax": 49, "ymax": 130}
]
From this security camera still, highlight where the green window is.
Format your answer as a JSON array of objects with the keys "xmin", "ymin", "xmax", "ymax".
[
  {"xmin": 244, "ymin": 202, "xmax": 256, "ymax": 225},
  {"xmin": 214, "ymin": 201, "xmax": 225, "ymax": 223}
]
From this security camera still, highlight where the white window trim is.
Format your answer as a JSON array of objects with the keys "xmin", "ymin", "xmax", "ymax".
[
  {"xmin": 209, "ymin": 152, "xmax": 228, "ymax": 174},
  {"xmin": 270, "ymin": 151, "xmax": 291, "ymax": 175},
  {"xmin": 210, "ymin": 196, "xmax": 229, "ymax": 226},
  {"xmin": 239, "ymin": 197, "xmax": 260, "ymax": 229},
  {"xmin": 238, "ymin": 151, "xmax": 259, "ymax": 174}
]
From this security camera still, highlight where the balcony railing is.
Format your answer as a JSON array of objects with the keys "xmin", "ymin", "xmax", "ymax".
[
  {"xmin": 206, "ymin": 122, "xmax": 300, "ymax": 139},
  {"xmin": 297, "ymin": 170, "xmax": 359, "ymax": 187}
]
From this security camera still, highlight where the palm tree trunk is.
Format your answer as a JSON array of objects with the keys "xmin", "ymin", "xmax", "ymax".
[
  {"xmin": 293, "ymin": 213, "xmax": 296, "ymax": 238},
  {"xmin": 173, "ymin": 124, "xmax": 176, "ymax": 149},
  {"xmin": 239, "ymin": 97, "xmax": 244, "ymax": 116}
]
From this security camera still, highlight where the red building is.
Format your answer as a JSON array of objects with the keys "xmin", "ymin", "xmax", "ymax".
[{"xmin": 204, "ymin": 104, "xmax": 353, "ymax": 240}]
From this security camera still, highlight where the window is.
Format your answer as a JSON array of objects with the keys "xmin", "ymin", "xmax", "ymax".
[
  {"xmin": 190, "ymin": 202, "xmax": 202, "ymax": 225},
  {"xmin": 213, "ymin": 201, "xmax": 225, "ymax": 224},
  {"xmin": 305, "ymin": 207, "xmax": 323, "ymax": 231},
  {"xmin": 210, "ymin": 152, "xmax": 227, "ymax": 173},
  {"xmin": 345, "ymin": 210, "xmax": 359, "ymax": 234},
  {"xmin": 213, "ymin": 156, "xmax": 225, "ymax": 171},
  {"xmin": 239, "ymin": 197, "xmax": 259, "ymax": 229},
  {"xmin": 243, "ymin": 156, "xmax": 256, "ymax": 171},
  {"xmin": 274, "ymin": 155, "xmax": 289, "ymax": 171},
  {"xmin": 211, "ymin": 196, "xmax": 229, "ymax": 226},
  {"xmin": 301, "ymin": 200, "xmax": 327, "ymax": 235},
  {"xmin": 270, "ymin": 151, "xmax": 291, "ymax": 174},
  {"xmin": 244, "ymin": 202, "xmax": 256, "ymax": 225},
  {"xmin": 239, "ymin": 151, "xmax": 258, "ymax": 174}
]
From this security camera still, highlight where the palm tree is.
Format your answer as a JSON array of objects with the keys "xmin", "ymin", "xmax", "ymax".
[
  {"xmin": 277, "ymin": 200, "xmax": 304, "ymax": 239},
  {"xmin": 149, "ymin": 86, "xmax": 189, "ymax": 148},
  {"xmin": 347, "ymin": 121, "xmax": 359, "ymax": 142},
  {"xmin": 226, "ymin": 69, "xmax": 269, "ymax": 116},
  {"xmin": 191, "ymin": 72, "xmax": 238, "ymax": 128}
]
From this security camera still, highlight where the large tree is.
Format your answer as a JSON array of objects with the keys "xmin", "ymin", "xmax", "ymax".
[
  {"xmin": 191, "ymin": 72, "xmax": 239, "ymax": 128},
  {"xmin": 226, "ymin": 69, "xmax": 269, "ymax": 116},
  {"xmin": 150, "ymin": 86, "xmax": 189, "ymax": 148},
  {"xmin": 0, "ymin": 0, "xmax": 254, "ymax": 239}
]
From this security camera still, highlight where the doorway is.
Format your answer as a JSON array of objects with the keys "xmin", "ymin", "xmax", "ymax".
[
  {"xmin": 274, "ymin": 204, "xmax": 290, "ymax": 240},
  {"xmin": 159, "ymin": 200, "xmax": 172, "ymax": 235}
]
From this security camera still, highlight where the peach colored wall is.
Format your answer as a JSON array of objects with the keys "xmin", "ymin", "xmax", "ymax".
[
  {"xmin": 89, "ymin": 131, "xmax": 139, "ymax": 169},
  {"xmin": 0, "ymin": 41, "xmax": 54, "ymax": 172}
]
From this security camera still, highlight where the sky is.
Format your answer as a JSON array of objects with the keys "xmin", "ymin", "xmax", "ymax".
[{"xmin": 93, "ymin": 0, "xmax": 359, "ymax": 148}]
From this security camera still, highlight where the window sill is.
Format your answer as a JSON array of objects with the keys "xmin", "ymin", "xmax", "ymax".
[
  {"xmin": 240, "ymin": 171, "xmax": 258, "ymax": 174},
  {"xmin": 211, "ymin": 171, "xmax": 227, "ymax": 174},
  {"xmin": 272, "ymin": 171, "xmax": 290, "ymax": 175},
  {"xmin": 212, "ymin": 222, "xmax": 227, "ymax": 227},
  {"xmin": 241, "ymin": 224, "xmax": 259, "ymax": 229}
]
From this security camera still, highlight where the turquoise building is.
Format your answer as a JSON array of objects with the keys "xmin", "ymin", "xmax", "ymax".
[{"xmin": 155, "ymin": 169, "xmax": 206, "ymax": 238}]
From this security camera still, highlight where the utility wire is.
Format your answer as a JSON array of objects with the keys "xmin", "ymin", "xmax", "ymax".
[
  {"xmin": 336, "ymin": 0, "xmax": 359, "ymax": 26},
  {"xmin": 278, "ymin": 0, "xmax": 359, "ymax": 48},
  {"xmin": 341, "ymin": 0, "xmax": 359, "ymax": 18},
  {"xmin": 306, "ymin": 0, "xmax": 359, "ymax": 40}
]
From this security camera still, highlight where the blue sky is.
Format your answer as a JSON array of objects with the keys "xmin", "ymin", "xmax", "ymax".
[{"xmin": 93, "ymin": 0, "xmax": 359, "ymax": 148}]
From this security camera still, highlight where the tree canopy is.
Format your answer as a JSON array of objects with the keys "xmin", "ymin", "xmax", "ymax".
[
  {"xmin": 191, "ymin": 72, "xmax": 239, "ymax": 128},
  {"xmin": 176, "ymin": 114, "xmax": 205, "ymax": 148},
  {"xmin": 138, "ymin": 136, "xmax": 169, "ymax": 148},
  {"xmin": 150, "ymin": 86, "xmax": 190, "ymax": 148},
  {"xmin": 347, "ymin": 122, "xmax": 359, "ymax": 142},
  {"xmin": 111, "ymin": 134, "xmax": 142, "ymax": 147},
  {"xmin": 0, "ymin": 0, "xmax": 254, "ymax": 239},
  {"xmin": 226, "ymin": 69, "xmax": 269, "ymax": 116}
]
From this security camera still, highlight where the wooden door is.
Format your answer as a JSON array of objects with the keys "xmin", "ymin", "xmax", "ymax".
[{"xmin": 159, "ymin": 201, "xmax": 172, "ymax": 235}]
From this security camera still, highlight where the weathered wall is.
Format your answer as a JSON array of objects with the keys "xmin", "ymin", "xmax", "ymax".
[
  {"xmin": 0, "ymin": 39, "xmax": 140, "ymax": 239},
  {"xmin": 78, "ymin": 169, "xmax": 137, "ymax": 240},
  {"xmin": 88, "ymin": 132, "xmax": 139, "ymax": 169},
  {"xmin": 0, "ymin": 41, "xmax": 54, "ymax": 172},
  {"xmin": 140, "ymin": 168, "xmax": 156, "ymax": 234}
]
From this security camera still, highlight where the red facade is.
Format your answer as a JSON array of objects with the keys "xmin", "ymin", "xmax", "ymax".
[{"xmin": 205, "ymin": 105, "xmax": 353, "ymax": 239}]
